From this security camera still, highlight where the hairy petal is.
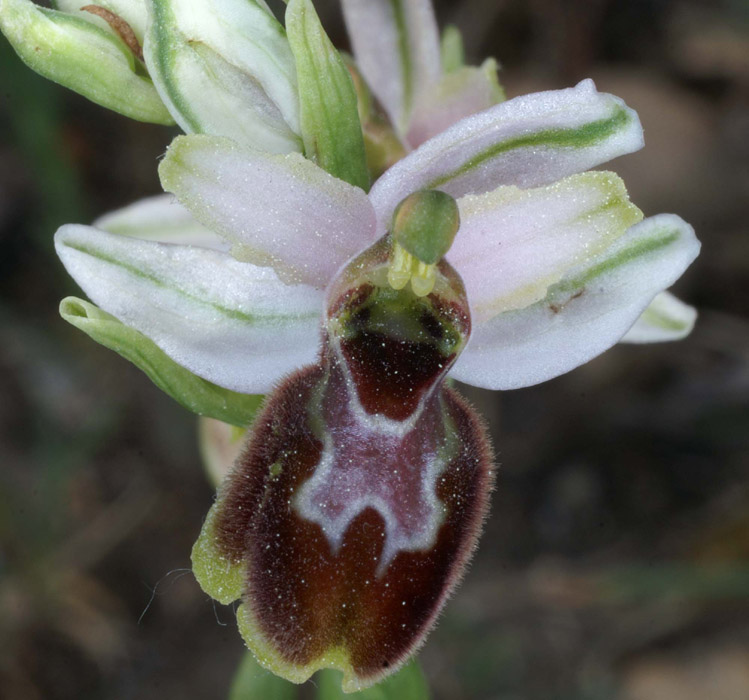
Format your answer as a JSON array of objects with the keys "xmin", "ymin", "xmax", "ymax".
[
  {"xmin": 55, "ymin": 224, "xmax": 323, "ymax": 394},
  {"xmin": 193, "ymin": 238, "xmax": 492, "ymax": 693},
  {"xmin": 621, "ymin": 291, "xmax": 697, "ymax": 343},
  {"xmin": 341, "ymin": 0, "xmax": 441, "ymax": 134},
  {"xmin": 452, "ymin": 172, "xmax": 643, "ymax": 322},
  {"xmin": 194, "ymin": 368, "xmax": 492, "ymax": 692},
  {"xmin": 159, "ymin": 135, "xmax": 377, "ymax": 288},
  {"xmin": 370, "ymin": 79, "xmax": 643, "ymax": 233},
  {"xmin": 94, "ymin": 194, "xmax": 228, "ymax": 250},
  {"xmin": 451, "ymin": 214, "xmax": 700, "ymax": 389}
]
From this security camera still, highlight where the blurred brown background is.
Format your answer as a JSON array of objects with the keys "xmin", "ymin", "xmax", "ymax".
[{"xmin": 1, "ymin": 0, "xmax": 747, "ymax": 698}]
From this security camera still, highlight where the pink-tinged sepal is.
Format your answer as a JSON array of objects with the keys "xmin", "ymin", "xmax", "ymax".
[{"xmin": 193, "ymin": 226, "xmax": 493, "ymax": 692}]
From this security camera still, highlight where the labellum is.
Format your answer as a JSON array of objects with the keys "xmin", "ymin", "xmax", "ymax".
[{"xmin": 193, "ymin": 192, "xmax": 494, "ymax": 692}]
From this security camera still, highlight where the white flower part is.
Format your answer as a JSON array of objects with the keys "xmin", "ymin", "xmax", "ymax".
[
  {"xmin": 159, "ymin": 135, "xmax": 378, "ymax": 288},
  {"xmin": 406, "ymin": 59, "xmax": 504, "ymax": 148},
  {"xmin": 144, "ymin": 0, "xmax": 302, "ymax": 152},
  {"xmin": 369, "ymin": 79, "xmax": 644, "ymax": 236},
  {"xmin": 341, "ymin": 0, "xmax": 441, "ymax": 135},
  {"xmin": 450, "ymin": 171, "xmax": 643, "ymax": 322},
  {"xmin": 451, "ymin": 214, "xmax": 701, "ymax": 389},
  {"xmin": 55, "ymin": 224, "xmax": 323, "ymax": 394},
  {"xmin": 94, "ymin": 194, "xmax": 229, "ymax": 251},
  {"xmin": 621, "ymin": 291, "xmax": 698, "ymax": 343}
]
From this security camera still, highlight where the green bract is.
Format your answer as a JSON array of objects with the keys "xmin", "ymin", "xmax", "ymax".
[
  {"xmin": 440, "ymin": 24, "xmax": 464, "ymax": 73},
  {"xmin": 0, "ymin": 0, "xmax": 172, "ymax": 123},
  {"xmin": 286, "ymin": 0, "xmax": 369, "ymax": 190},
  {"xmin": 60, "ymin": 297, "xmax": 263, "ymax": 427}
]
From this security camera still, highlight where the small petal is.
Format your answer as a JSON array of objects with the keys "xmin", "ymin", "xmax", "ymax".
[
  {"xmin": 341, "ymin": 0, "xmax": 441, "ymax": 134},
  {"xmin": 54, "ymin": 0, "xmax": 148, "ymax": 41},
  {"xmin": 94, "ymin": 194, "xmax": 228, "ymax": 250},
  {"xmin": 406, "ymin": 58, "xmax": 505, "ymax": 148},
  {"xmin": 0, "ymin": 0, "xmax": 172, "ymax": 123},
  {"xmin": 60, "ymin": 297, "xmax": 262, "ymax": 426},
  {"xmin": 159, "ymin": 134, "xmax": 377, "ymax": 288},
  {"xmin": 452, "ymin": 172, "xmax": 643, "ymax": 322},
  {"xmin": 620, "ymin": 291, "xmax": 697, "ymax": 343},
  {"xmin": 55, "ymin": 224, "xmax": 323, "ymax": 394},
  {"xmin": 144, "ymin": 0, "xmax": 302, "ymax": 151},
  {"xmin": 370, "ymin": 79, "xmax": 643, "ymax": 233},
  {"xmin": 286, "ymin": 0, "xmax": 369, "ymax": 190},
  {"xmin": 451, "ymin": 214, "xmax": 700, "ymax": 389}
]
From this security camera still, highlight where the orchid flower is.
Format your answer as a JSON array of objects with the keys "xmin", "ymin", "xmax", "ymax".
[
  {"xmin": 7, "ymin": 0, "xmax": 700, "ymax": 692},
  {"xmin": 54, "ymin": 76, "xmax": 700, "ymax": 690}
]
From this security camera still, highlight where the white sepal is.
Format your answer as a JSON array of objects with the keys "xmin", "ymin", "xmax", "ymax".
[
  {"xmin": 370, "ymin": 79, "xmax": 643, "ymax": 234},
  {"xmin": 159, "ymin": 135, "xmax": 377, "ymax": 288},
  {"xmin": 341, "ymin": 0, "xmax": 441, "ymax": 135},
  {"xmin": 451, "ymin": 214, "xmax": 700, "ymax": 389},
  {"xmin": 55, "ymin": 223, "xmax": 324, "ymax": 394}
]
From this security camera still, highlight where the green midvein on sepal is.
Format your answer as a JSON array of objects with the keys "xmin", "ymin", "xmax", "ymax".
[
  {"xmin": 286, "ymin": 0, "xmax": 370, "ymax": 191},
  {"xmin": 0, "ymin": 0, "xmax": 173, "ymax": 124},
  {"xmin": 427, "ymin": 106, "xmax": 632, "ymax": 189},
  {"xmin": 60, "ymin": 297, "xmax": 263, "ymax": 427}
]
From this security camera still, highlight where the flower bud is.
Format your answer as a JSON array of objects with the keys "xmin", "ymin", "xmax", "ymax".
[
  {"xmin": 0, "ymin": 0, "xmax": 172, "ymax": 123},
  {"xmin": 144, "ymin": 0, "xmax": 302, "ymax": 152}
]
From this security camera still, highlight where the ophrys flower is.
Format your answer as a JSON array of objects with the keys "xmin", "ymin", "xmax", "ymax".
[{"xmin": 55, "ymin": 77, "xmax": 699, "ymax": 690}]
